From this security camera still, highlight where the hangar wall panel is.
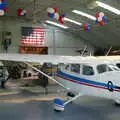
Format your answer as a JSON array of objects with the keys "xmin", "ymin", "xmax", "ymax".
[{"xmin": 0, "ymin": 20, "xmax": 94, "ymax": 56}]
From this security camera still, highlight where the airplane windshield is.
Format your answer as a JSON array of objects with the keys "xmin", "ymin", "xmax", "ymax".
[
  {"xmin": 108, "ymin": 64, "xmax": 120, "ymax": 71},
  {"xmin": 97, "ymin": 64, "xmax": 113, "ymax": 74},
  {"xmin": 116, "ymin": 63, "xmax": 120, "ymax": 69}
]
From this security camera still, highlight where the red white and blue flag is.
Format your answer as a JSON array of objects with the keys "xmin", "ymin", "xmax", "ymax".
[{"xmin": 21, "ymin": 27, "xmax": 46, "ymax": 46}]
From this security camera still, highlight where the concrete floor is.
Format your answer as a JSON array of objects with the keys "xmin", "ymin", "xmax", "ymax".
[
  {"xmin": 0, "ymin": 84, "xmax": 120, "ymax": 120},
  {"xmin": 0, "ymin": 97, "xmax": 119, "ymax": 120}
]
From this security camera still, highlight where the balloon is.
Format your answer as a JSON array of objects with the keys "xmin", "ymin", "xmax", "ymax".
[
  {"xmin": 102, "ymin": 16, "xmax": 107, "ymax": 23},
  {"xmin": 54, "ymin": 12, "xmax": 59, "ymax": 20},
  {"xmin": 59, "ymin": 17, "xmax": 64, "ymax": 24},
  {"xmin": 0, "ymin": 9, "xmax": 4, "ymax": 16},
  {"xmin": 87, "ymin": 26, "xmax": 91, "ymax": 31},
  {"xmin": 47, "ymin": 8, "xmax": 54, "ymax": 13},
  {"xmin": 22, "ymin": 9, "xmax": 27, "ymax": 13},
  {"xmin": 3, "ymin": 7, "xmax": 8, "ymax": 12},
  {"xmin": 99, "ymin": 12, "xmax": 104, "ymax": 17},
  {"xmin": 61, "ymin": 13, "xmax": 66, "ymax": 17},
  {"xmin": 17, "ymin": 8, "xmax": 23, "ymax": 16},
  {"xmin": 47, "ymin": 12, "xmax": 50, "ymax": 17},
  {"xmin": 21, "ymin": 11, "xmax": 27, "ymax": 16},
  {"xmin": 83, "ymin": 24, "xmax": 91, "ymax": 31},
  {"xmin": 47, "ymin": 8, "xmax": 51, "ymax": 12},
  {"xmin": 99, "ymin": 21, "xmax": 105, "ymax": 25},
  {"xmin": 49, "ymin": 13, "xmax": 54, "ymax": 17},
  {"xmin": 95, "ymin": 13, "xmax": 99, "ymax": 18},
  {"xmin": 98, "ymin": 17, "xmax": 102, "ymax": 22},
  {"xmin": 95, "ymin": 19, "xmax": 98, "ymax": 24},
  {"xmin": 53, "ymin": 8, "xmax": 58, "ymax": 13},
  {"xmin": 0, "ymin": 2, "xmax": 7, "ymax": 9},
  {"xmin": 84, "ymin": 24, "xmax": 88, "ymax": 30}
]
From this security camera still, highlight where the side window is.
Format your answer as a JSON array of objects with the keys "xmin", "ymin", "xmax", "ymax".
[
  {"xmin": 65, "ymin": 64, "xmax": 70, "ymax": 70},
  {"xmin": 82, "ymin": 65, "xmax": 94, "ymax": 76},
  {"xmin": 97, "ymin": 64, "xmax": 107, "ymax": 73},
  {"xmin": 97, "ymin": 64, "xmax": 112, "ymax": 73},
  {"xmin": 71, "ymin": 64, "xmax": 80, "ymax": 74}
]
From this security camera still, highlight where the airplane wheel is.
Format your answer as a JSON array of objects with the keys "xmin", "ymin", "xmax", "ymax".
[
  {"xmin": 114, "ymin": 100, "xmax": 120, "ymax": 107},
  {"xmin": 115, "ymin": 102, "xmax": 120, "ymax": 107},
  {"xmin": 107, "ymin": 81, "xmax": 113, "ymax": 92},
  {"xmin": 67, "ymin": 92, "xmax": 75, "ymax": 103},
  {"xmin": 67, "ymin": 92, "xmax": 75, "ymax": 97}
]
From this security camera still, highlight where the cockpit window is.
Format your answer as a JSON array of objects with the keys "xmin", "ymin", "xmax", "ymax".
[
  {"xmin": 108, "ymin": 64, "xmax": 120, "ymax": 71},
  {"xmin": 97, "ymin": 64, "xmax": 113, "ymax": 74},
  {"xmin": 82, "ymin": 65, "xmax": 94, "ymax": 76},
  {"xmin": 71, "ymin": 64, "xmax": 80, "ymax": 73},
  {"xmin": 116, "ymin": 63, "xmax": 120, "ymax": 69}
]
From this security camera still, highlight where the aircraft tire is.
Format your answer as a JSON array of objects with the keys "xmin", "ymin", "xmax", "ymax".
[
  {"xmin": 67, "ymin": 92, "xmax": 75, "ymax": 97},
  {"xmin": 107, "ymin": 81, "xmax": 113, "ymax": 92},
  {"xmin": 67, "ymin": 92, "xmax": 75, "ymax": 103},
  {"xmin": 114, "ymin": 100, "xmax": 120, "ymax": 107},
  {"xmin": 115, "ymin": 102, "xmax": 120, "ymax": 107}
]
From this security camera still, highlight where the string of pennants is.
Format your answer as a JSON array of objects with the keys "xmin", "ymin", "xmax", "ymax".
[{"xmin": 47, "ymin": 7, "xmax": 107, "ymax": 31}]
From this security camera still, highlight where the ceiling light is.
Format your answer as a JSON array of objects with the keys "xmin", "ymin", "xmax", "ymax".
[
  {"xmin": 46, "ymin": 20, "xmax": 68, "ymax": 29},
  {"xmin": 64, "ymin": 17, "xmax": 82, "ymax": 26},
  {"xmin": 72, "ymin": 10, "xmax": 96, "ymax": 21},
  {"xmin": 96, "ymin": 1, "xmax": 120, "ymax": 15}
]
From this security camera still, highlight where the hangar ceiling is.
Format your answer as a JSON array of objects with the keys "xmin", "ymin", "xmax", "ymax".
[{"xmin": 4, "ymin": 0, "xmax": 120, "ymax": 49}]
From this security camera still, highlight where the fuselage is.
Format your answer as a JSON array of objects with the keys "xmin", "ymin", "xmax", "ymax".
[{"xmin": 56, "ymin": 61, "xmax": 120, "ymax": 101}]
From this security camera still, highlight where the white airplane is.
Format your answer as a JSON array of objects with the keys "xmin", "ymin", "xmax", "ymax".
[{"xmin": 0, "ymin": 53, "xmax": 120, "ymax": 111}]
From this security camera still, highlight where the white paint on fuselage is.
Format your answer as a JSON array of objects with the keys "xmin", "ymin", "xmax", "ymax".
[{"xmin": 56, "ymin": 63, "xmax": 120, "ymax": 101}]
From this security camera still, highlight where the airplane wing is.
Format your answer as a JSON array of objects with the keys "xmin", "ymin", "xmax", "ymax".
[
  {"xmin": 0, "ymin": 53, "xmax": 96, "ymax": 91},
  {"xmin": 0, "ymin": 53, "xmax": 81, "ymax": 90},
  {"xmin": 0, "ymin": 53, "xmax": 86, "ymax": 64}
]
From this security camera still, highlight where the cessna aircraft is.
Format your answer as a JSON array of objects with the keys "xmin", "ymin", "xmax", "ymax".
[{"xmin": 0, "ymin": 53, "xmax": 120, "ymax": 111}]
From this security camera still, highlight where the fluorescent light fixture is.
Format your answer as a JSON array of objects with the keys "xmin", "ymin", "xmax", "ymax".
[
  {"xmin": 64, "ymin": 17, "xmax": 82, "ymax": 26},
  {"xmin": 96, "ymin": 1, "xmax": 120, "ymax": 15},
  {"xmin": 46, "ymin": 20, "xmax": 68, "ymax": 29},
  {"xmin": 72, "ymin": 10, "xmax": 96, "ymax": 21}
]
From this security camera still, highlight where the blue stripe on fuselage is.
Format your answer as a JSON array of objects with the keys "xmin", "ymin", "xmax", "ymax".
[{"xmin": 56, "ymin": 70, "xmax": 119, "ymax": 90}]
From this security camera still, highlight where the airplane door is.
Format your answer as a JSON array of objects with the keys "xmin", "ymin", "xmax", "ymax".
[
  {"xmin": 97, "ymin": 64, "xmax": 115, "ymax": 98},
  {"xmin": 80, "ymin": 64, "xmax": 101, "ymax": 96}
]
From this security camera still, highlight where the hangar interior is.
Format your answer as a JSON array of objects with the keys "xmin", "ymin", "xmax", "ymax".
[
  {"xmin": 1, "ymin": 0, "xmax": 120, "ymax": 56},
  {"xmin": 0, "ymin": 0, "xmax": 120, "ymax": 120}
]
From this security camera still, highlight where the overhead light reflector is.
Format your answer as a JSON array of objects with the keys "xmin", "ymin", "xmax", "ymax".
[
  {"xmin": 64, "ymin": 17, "xmax": 82, "ymax": 26},
  {"xmin": 96, "ymin": 1, "xmax": 120, "ymax": 15},
  {"xmin": 46, "ymin": 20, "xmax": 68, "ymax": 29},
  {"xmin": 72, "ymin": 10, "xmax": 96, "ymax": 21}
]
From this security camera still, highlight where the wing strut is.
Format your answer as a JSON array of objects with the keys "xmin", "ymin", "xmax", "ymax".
[{"xmin": 25, "ymin": 62, "xmax": 69, "ymax": 90}]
